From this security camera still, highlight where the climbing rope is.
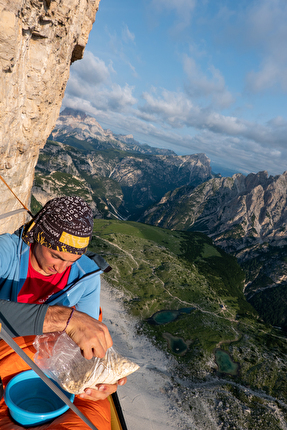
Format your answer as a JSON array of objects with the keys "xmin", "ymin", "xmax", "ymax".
[{"xmin": 0, "ymin": 175, "xmax": 33, "ymax": 219}]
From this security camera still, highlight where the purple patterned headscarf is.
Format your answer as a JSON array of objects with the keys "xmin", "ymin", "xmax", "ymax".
[{"xmin": 22, "ymin": 196, "xmax": 93, "ymax": 255}]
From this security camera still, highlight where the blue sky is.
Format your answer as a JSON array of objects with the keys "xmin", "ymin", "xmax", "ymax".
[{"xmin": 62, "ymin": 0, "xmax": 287, "ymax": 177}]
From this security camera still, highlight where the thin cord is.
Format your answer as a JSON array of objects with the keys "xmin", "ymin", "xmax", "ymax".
[{"xmin": 63, "ymin": 308, "xmax": 75, "ymax": 332}]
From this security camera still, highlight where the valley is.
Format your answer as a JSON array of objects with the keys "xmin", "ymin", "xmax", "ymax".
[
  {"xmin": 30, "ymin": 108, "xmax": 287, "ymax": 428},
  {"xmin": 89, "ymin": 219, "xmax": 287, "ymax": 429}
]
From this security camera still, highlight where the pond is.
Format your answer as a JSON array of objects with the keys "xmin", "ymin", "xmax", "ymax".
[
  {"xmin": 147, "ymin": 307, "xmax": 195, "ymax": 325},
  {"xmin": 215, "ymin": 349, "xmax": 239, "ymax": 375},
  {"xmin": 162, "ymin": 333, "xmax": 190, "ymax": 356}
]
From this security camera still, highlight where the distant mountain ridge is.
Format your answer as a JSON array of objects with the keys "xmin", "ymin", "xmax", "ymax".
[
  {"xmin": 141, "ymin": 170, "xmax": 287, "ymax": 252},
  {"xmin": 50, "ymin": 107, "xmax": 176, "ymax": 156},
  {"xmin": 37, "ymin": 108, "xmax": 212, "ymax": 220}
]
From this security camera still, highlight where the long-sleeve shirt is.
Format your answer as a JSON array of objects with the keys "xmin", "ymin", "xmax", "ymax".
[
  {"xmin": 0, "ymin": 299, "xmax": 48, "ymax": 337},
  {"xmin": 0, "ymin": 231, "xmax": 104, "ymax": 337}
]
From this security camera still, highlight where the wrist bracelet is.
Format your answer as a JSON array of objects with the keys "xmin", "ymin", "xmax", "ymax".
[{"xmin": 63, "ymin": 308, "xmax": 75, "ymax": 332}]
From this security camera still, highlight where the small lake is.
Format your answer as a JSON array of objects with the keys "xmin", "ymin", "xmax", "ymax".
[
  {"xmin": 147, "ymin": 307, "xmax": 195, "ymax": 325},
  {"xmin": 162, "ymin": 333, "xmax": 189, "ymax": 355},
  {"xmin": 215, "ymin": 349, "xmax": 239, "ymax": 375}
]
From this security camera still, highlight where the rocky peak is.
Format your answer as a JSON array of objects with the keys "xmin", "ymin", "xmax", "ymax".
[
  {"xmin": 51, "ymin": 107, "xmax": 177, "ymax": 155},
  {"xmin": 61, "ymin": 107, "xmax": 88, "ymax": 121},
  {"xmin": 141, "ymin": 169, "xmax": 287, "ymax": 253}
]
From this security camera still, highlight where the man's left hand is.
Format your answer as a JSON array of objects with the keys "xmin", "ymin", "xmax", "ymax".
[{"xmin": 79, "ymin": 377, "xmax": 127, "ymax": 401}]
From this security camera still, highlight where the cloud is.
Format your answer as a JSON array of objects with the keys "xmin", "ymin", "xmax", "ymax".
[
  {"xmin": 150, "ymin": 0, "xmax": 197, "ymax": 31},
  {"xmin": 64, "ymin": 47, "xmax": 287, "ymax": 176},
  {"xmin": 66, "ymin": 82, "xmax": 137, "ymax": 113},
  {"xmin": 214, "ymin": 0, "xmax": 287, "ymax": 93},
  {"xmin": 246, "ymin": 57, "xmax": 287, "ymax": 93},
  {"xmin": 152, "ymin": 0, "xmax": 197, "ymax": 14},
  {"xmin": 71, "ymin": 51, "xmax": 111, "ymax": 86},
  {"xmin": 65, "ymin": 50, "xmax": 137, "ymax": 113},
  {"xmin": 183, "ymin": 55, "xmax": 235, "ymax": 108},
  {"xmin": 61, "ymin": 2, "xmax": 287, "ymax": 178},
  {"xmin": 62, "ymin": 85, "xmax": 287, "ymax": 176},
  {"xmin": 244, "ymin": 0, "xmax": 287, "ymax": 92},
  {"xmin": 139, "ymin": 88, "xmax": 198, "ymax": 129},
  {"xmin": 122, "ymin": 24, "xmax": 135, "ymax": 44},
  {"xmin": 137, "ymin": 87, "xmax": 287, "ymax": 149},
  {"xmin": 98, "ymin": 84, "xmax": 137, "ymax": 111}
]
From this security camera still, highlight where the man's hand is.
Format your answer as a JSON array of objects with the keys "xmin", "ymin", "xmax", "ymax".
[
  {"xmin": 66, "ymin": 309, "xmax": 113, "ymax": 359},
  {"xmin": 43, "ymin": 306, "xmax": 113, "ymax": 359},
  {"xmin": 79, "ymin": 378, "xmax": 127, "ymax": 401}
]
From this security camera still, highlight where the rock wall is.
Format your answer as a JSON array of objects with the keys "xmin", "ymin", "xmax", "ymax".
[{"xmin": 0, "ymin": 0, "xmax": 100, "ymax": 234}]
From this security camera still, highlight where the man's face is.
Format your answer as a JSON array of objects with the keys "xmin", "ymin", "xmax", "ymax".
[{"xmin": 31, "ymin": 243, "xmax": 81, "ymax": 276}]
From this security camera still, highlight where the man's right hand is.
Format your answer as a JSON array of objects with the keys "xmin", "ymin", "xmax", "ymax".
[
  {"xmin": 66, "ymin": 309, "xmax": 113, "ymax": 359},
  {"xmin": 43, "ymin": 306, "xmax": 113, "ymax": 359}
]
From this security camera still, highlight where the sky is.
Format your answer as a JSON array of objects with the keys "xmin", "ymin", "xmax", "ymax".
[{"xmin": 62, "ymin": 0, "xmax": 287, "ymax": 177}]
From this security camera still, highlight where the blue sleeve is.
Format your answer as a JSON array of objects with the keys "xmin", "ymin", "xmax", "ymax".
[
  {"xmin": 46, "ymin": 273, "xmax": 101, "ymax": 320},
  {"xmin": 0, "ymin": 234, "xmax": 16, "ymax": 277},
  {"xmin": 74, "ymin": 274, "xmax": 101, "ymax": 319}
]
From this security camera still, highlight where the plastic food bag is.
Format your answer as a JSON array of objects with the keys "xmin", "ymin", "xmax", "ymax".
[{"xmin": 33, "ymin": 332, "xmax": 139, "ymax": 394}]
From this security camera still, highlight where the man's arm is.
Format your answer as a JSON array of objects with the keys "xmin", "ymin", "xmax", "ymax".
[
  {"xmin": 0, "ymin": 301, "xmax": 113, "ymax": 359},
  {"xmin": 0, "ymin": 299, "xmax": 48, "ymax": 337}
]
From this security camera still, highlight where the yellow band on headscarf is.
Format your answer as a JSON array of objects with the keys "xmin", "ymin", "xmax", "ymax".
[{"xmin": 59, "ymin": 231, "xmax": 90, "ymax": 249}]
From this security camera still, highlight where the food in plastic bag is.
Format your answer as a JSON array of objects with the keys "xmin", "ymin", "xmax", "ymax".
[{"xmin": 33, "ymin": 332, "xmax": 139, "ymax": 394}]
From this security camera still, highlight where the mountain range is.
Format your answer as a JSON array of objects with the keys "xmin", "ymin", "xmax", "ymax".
[
  {"xmin": 36, "ymin": 108, "xmax": 212, "ymax": 220},
  {"xmin": 31, "ymin": 107, "xmax": 287, "ymax": 428},
  {"xmin": 33, "ymin": 108, "xmax": 287, "ymax": 330}
]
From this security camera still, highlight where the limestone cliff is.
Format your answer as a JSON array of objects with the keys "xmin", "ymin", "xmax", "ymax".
[
  {"xmin": 141, "ymin": 170, "xmax": 287, "ymax": 252},
  {"xmin": 0, "ymin": 0, "xmax": 100, "ymax": 234}
]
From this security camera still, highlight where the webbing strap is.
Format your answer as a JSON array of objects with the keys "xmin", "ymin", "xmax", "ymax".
[
  {"xmin": 0, "ymin": 324, "xmax": 98, "ymax": 430},
  {"xmin": 0, "ymin": 208, "xmax": 28, "ymax": 220}
]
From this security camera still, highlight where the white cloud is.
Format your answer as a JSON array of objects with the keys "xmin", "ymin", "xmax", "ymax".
[
  {"xmin": 244, "ymin": 0, "xmax": 287, "ymax": 93},
  {"xmin": 221, "ymin": 0, "xmax": 287, "ymax": 93},
  {"xmin": 62, "ymin": 87, "xmax": 287, "ymax": 176},
  {"xmin": 140, "ymin": 89, "xmax": 195, "ymax": 128},
  {"xmin": 65, "ymin": 50, "xmax": 137, "ymax": 113},
  {"xmin": 151, "ymin": 0, "xmax": 197, "ymax": 16},
  {"xmin": 61, "ymin": 1, "xmax": 287, "ymax": 177},
  {"xmin": 150, "ymin": 0, "xmax": 197, "ymax": 30},
  {"xmin": 139, "ymin": 88, "xmax": 240, "ymax": 134},
  {"xmin": 99, "ymin": 84, "xmax": 137, "ymax": 111},
  {"xmin": 205, "ymin": 1, "xmax": 287, "ymax": 94},
  {"xmin": 71, "ymin": 51, "xmax": 111, "ymax": 85},
  {"xmin": 244, "ymin": 0, "xmax": 287, "ymax": 53},
  {"xmin": 183, "ymin": 55, "xmax": 235, "ymax": 108},
  {"xmin": 65, "ymin": 82, "xmax": 137, "ymax": 113},
  {"xmin": 122, "ymin": 24, "xmax": 135, "ymax": 44},
  {"xmin": 137, "ymin": 87, "xmax": 287, "ymax": 150},
  {"xmin": 246, "ymin": 58, "xmax": 287, "ymax": 93}
]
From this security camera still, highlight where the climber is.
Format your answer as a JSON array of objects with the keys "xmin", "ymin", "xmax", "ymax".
[{"xmin": 0, "ymin": 196, "xmax": 127, "ymax": 430}]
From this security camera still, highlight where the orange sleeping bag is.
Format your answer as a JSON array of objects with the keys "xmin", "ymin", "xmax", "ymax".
[
  {"xmin": 0, "ymin": 335, "xmax": 111, "ymax": 430},
  {"xmin": 0, "ymin": 305, "xmax": 114, "ymax": 430}
]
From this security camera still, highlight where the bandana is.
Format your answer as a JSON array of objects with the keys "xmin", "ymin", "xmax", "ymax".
[{"xmin": 22, "ymin": 196, "xmax": 93, "ymax": 255}]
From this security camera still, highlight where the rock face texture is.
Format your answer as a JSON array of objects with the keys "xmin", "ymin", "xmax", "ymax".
[
  {"xmin": 141, "ymin": 170, "xmax": 287, "ymax": 252},
  {"xmin": 0, "ymin": 0, "xmax": 100, "ymax": 234}
]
